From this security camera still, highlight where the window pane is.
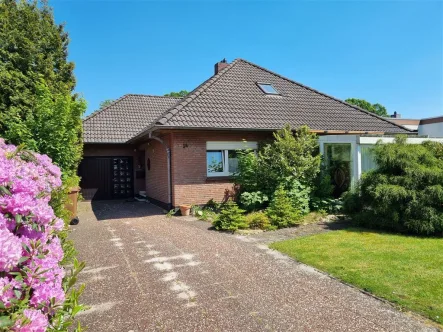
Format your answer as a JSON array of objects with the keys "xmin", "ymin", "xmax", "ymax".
[
  {"xmin": 228, "ymin": 150, "xmax": 239, "ymax": 173},
  {"xmin": 258, "ymin": 83, "xmax": 278, "ymax": 94},
  {"xmin": 324, "ymin": 143, "xmax": 352, "ymax": 196},
  {"xmin": 361, "ymin": 145, "xmax": 377, "ymax": 173},
  {"xmin": 207, "ymin": 151, "xmax": 224, "ymax": 173}
]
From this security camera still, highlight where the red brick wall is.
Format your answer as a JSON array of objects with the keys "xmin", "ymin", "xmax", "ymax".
[
  {"xmin": 170, "ymin": 131, "xmax": 270, "ymax": 206},
  {"xmin": 143, "ymin": 135, "xmax": 170, "ymax": 204}
]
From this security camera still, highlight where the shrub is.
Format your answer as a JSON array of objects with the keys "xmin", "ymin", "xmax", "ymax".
[
  {"xmin": 344, "ymin": 137, "xmax": 443, "ymax": 235},
  {"xmin": 2, "ymin": 81, "xmax": 86, "ymax": 180},
  {"xmin": 239, "ymin": 191, "xmax": 269, "ymax": 212},
  {"xmin": 212, "ymin": 201, "xmax": 248, "ymax": 231},
  {"xmin": 311, "ymin": 197, "xmax": 343, "ymax": 214},
  {"xmin": 245, "ymin": 211, "xmax": 276, "ymax": 230},
  {"xmin": 266, "ymin": 186, "xmax": 302, "ymax": 228},
  {"xmin": 235, "ymin": 125, "xmax": 321, "ymax": 210},
  {"xmin": 0, "ymin": 140, "xmax": 85, "ymax": 330},
  {"xmin": 286, "ymin": 179, "xmax": 311, "ymax": 215}
]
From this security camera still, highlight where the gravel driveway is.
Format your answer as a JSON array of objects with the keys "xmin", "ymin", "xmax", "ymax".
[{"xmin": 70, "ymin": 200, "xmax": 437, "ymax": 332}]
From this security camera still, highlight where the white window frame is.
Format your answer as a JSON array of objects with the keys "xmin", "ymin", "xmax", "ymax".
[{"xmin": 206, "ymin": 141, "xmax": 257, "ymax": 177}]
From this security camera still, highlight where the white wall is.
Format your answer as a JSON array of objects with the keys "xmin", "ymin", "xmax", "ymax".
[{"xmin": 419, "ymin": 122, "xmax": 443, "ymax": 137}]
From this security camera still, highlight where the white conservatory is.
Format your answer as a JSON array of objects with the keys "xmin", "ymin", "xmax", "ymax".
[{"xmin": 318, "ymin": 135, "xmax": 443, "ymax": 195}]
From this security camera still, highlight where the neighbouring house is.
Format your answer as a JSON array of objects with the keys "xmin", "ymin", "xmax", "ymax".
[
  {"xmin": 81, "ymin": 58, "xmax": 412, "ymax": 209},
  {"xmin": 388, "ymin": 112, "xmax": 443, "ymax": 136}
]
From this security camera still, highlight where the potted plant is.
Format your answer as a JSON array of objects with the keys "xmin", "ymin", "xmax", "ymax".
[{"xmin": 179, "ymin": 204, "xmax": 192, "ymax": 216}]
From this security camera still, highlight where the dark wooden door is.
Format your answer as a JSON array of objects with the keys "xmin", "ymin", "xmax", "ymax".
[{"xmin": 79, "ymin": 157, "xmax": 133, "ymax": 200}]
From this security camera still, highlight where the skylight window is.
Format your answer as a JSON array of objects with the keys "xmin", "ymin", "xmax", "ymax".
[{"xmin": 257, "ymin": 83, "xmax": 279, "ymax": 95}]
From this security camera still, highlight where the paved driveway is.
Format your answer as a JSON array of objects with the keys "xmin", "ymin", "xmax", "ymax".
[{"xmin": 71, "ymin": 201, "xmax": 436, "ymax": 332}]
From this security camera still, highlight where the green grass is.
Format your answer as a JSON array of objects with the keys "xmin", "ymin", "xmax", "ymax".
[{"xmin": 270, "ymin": 228, "xmax": 443, "ymax": 325}]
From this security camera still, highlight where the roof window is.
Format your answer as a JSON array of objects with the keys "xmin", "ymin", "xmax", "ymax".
[{"xmin": 257, "ymin": 83, "xmax": 279, "ymax": 95}]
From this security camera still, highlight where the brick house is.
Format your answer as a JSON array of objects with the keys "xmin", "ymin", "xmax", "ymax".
[{"xmin": 81, "ymin": 58, "xmax": 410, "ymax": 209}]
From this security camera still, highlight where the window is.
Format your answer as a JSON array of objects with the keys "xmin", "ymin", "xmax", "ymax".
[
  {"xmin": 257, "ymin": 83, "xmax": 279, "ymax": 95},
  {"xmin": 324, "ymin": 143, "xmax": 352, "ymax": 195},
  {"xmin": 206, "ymin": 141, "xmax": 257, "ymax": 177},
  {"xmin": 361, "ymin": 145, "xmax": 377, "ymax": 173}
]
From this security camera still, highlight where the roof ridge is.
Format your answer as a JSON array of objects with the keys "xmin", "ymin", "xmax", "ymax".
[
  {"xmin": 236, "ymin": 58, "xmax": 413, "ymax": 133},
  {"xmin": 83, "ymin": 94, "xmax": 130, "ymax": 122},
  {"xmin": 155, "ymin": 59, "xmax": 241, "ymax": 126}
]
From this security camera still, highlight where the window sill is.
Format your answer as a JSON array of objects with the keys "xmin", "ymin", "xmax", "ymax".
[{"xmin": 206, "ymin": 176, "xmax": 234, "ymax": 182}]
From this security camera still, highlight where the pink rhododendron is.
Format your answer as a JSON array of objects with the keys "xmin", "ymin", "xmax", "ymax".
[
  {"xmin": 0, "ymin": 228, "xmax": 22, "ymax": 271},
  {"xmin": 13, "ymin": 309, "xmax": 49, "ymax": 332},
  {"xmin": 0, "ymin": 139, "xmax": 67, "ymax": 331},
  {"xmin": 0, "ymin": 277, "xmax": 22, "ymax": 308}
]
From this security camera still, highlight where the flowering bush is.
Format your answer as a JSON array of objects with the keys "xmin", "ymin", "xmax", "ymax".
[{"xmin": 0, "ymin": 139, "xmax": 84, "ymax": 331}]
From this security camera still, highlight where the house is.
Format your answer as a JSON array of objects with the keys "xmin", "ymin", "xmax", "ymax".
[
  {"xmin": 81, "ymin": 58, "xmax": 411, "ymax": 209},
  {"xmin": 387, "ymin": 113, "xmax": 443, "ymax": 136}
]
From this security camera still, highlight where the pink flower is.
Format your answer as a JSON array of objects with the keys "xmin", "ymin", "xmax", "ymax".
[
  {"xmin": 52, "ymin": 218, "xmax": 65, "ymax": 232},
  {"xmin": 0, "ymin": 228, "xmax": 22, "ymax": 272},
  {"xmin": 13, "ymin": 309, "xmax": 49, "ymax": 332},
  {"xmin": 30, "ymin": 283, "xmax": 65, "ymax": 311},
  {"xmin": 0, "ymin": 277, "xmax": 22, "ymax": 308},
  {"xmin": 0, "ymin": 192, "xmax": 35, "ymax": 216}
]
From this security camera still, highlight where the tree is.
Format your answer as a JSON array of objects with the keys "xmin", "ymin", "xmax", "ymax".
[
  {"xmin": 0, "ymin": 0, "xmax": 76, "ymax": 132},
  {"xmin": 164, "ymin": 90, "xmax": 189, "ymax": 98},
  {"xmin": 3, "ymin": 80, "xmax": 86, "ymax": 177},
  {"xmin": 345, "ymin": 98, "xmax": 388, "ymax": 117},
  {"xmin": 0, "ymin": 0, "xmax": 85, "ymax": 179},
  {"xmin": 100, "ymin": 99, "xmax": 115, "ymax": 109}
]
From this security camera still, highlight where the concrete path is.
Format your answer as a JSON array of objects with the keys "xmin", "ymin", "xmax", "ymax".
[{"xmin": 71, "ymin": 201, "xmax": 437, "ymax": 332}]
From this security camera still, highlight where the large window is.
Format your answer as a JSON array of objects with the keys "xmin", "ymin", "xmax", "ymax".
[
  {"xmin": 324, "ymin": 143, "xmax": 352, "ymax": 196},
  {"xmin": 206, "ymin": 142, "xmax": 257, "ymax": 177}
]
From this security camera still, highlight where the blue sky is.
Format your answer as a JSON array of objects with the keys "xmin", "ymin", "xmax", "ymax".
[{"xmin": 51, "ymin": 1, "xmax": 443, "ymax": 118}]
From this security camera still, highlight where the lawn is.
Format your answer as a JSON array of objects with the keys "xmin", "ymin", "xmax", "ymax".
[{"xmin": 269, "ymin": 228, "xmax": 443, "ymax": 325}]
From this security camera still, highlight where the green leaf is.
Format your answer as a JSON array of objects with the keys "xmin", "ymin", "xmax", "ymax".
[{"xmin": 0, "ymin": 316, "xmax": 13, "ymax": 328}]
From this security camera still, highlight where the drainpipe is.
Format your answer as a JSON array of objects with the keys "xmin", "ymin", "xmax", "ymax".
[
  {"xmin": 148, "ymin": 132, "xmax": 173, "ymax": 210},
  {"xmin": 166, "ymin": 147, "xmax": 172, "ymax": 210}
]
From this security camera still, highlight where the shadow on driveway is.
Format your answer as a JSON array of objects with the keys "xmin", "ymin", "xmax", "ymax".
[{"xmin": 88, "ymin": 199, "xmax": 164, "ymax": 221}]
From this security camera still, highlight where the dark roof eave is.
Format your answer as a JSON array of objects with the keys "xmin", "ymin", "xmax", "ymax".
[{"xmin": 126, "ymin": 125, "xmax": 411, "ymax": 144}]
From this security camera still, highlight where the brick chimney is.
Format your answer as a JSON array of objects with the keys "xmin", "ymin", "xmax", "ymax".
[
  {"xmin": 390, "ymin": 111, "xmax": 401, "ymax": 118},
  {"xmin": 214, "ymin": 58, "xmax": 229, "ymax": 75}
]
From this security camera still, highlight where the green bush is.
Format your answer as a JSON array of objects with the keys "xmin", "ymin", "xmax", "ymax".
[
  {"xmin": 235, "ymin": 125, "xmax": 321, "ymax": 210},
  {"xmin": 286, "ymin": 179, "xmax": 311, "ymax": 215},
  {"xmin": 239, "ymin": 191, "xmax": 269, "ymax": 212},
  {"xmin": 213, "ymin": 201, "xmax": 248, "ymax": 231},
  {"xmin": 344, "ymin": 137, "xmax": 443, "ymax": 235},
  {"xmin": 266, "ymin": 186, "xmax": 302, "ymax": 228},
  {"xmin": 3, "ymin": 81, "xmax": 86, "ymax": 179},
  {"xmin": 245, "ymin": 211, "xmax": 276, "ymax": 230}
]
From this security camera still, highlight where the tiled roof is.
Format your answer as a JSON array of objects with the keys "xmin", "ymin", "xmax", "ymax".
[
  {"xmin": 154, "ymin": 59, "xmax": 410, "ymax": 134},
  {"xmin": 83, "ymin": 94, "xmax": 180, "ymax": 143}
]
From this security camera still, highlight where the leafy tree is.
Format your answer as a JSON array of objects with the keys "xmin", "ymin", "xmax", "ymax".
[
  {"xmin": 345, "ymin": 98, "xmax": 388, "ymax": 117},
  {"xmin": 344, "ymin": 137, "xmax": 443, "ymax": 235},
  {"xmin": 99, "ymin": 99, "xmax": 115, "ymax": 109},
  {"xmin": 3, "ymin": 80, "xmax": 86, "ymax": 177},
  {"xmin": 0, "ymin": 0, "xmax": 76, "ymax": 131},
  {"xmin": 164, "ymin": 90, "xmax": 189, "ymax": 98}
]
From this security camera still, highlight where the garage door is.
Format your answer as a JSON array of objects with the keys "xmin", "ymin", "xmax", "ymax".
[{"xmin": 79, "ymin": 157, "xmax": 134, "ymax": 200}]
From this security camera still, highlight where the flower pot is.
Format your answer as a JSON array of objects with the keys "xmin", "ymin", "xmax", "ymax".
[{"xmin": 179, "ymin": 205, "xmax": 192, "ymax": 216}]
